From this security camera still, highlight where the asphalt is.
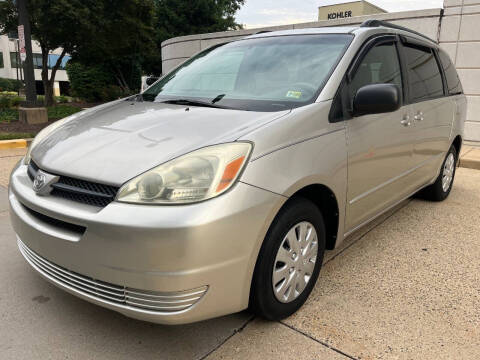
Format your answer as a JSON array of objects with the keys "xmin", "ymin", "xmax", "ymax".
[{"xmin": 1, "ymin": 151, "xmax": 479, "ymax": 359}]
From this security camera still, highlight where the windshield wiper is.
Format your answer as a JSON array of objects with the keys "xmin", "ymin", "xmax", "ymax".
[
  {"xmin": 160, "ymin": 98, "xmax": 228, "ymax": 109},
  {"xmin": 212, "ymin": 94, "xmax": 225, "ymax": 104}
]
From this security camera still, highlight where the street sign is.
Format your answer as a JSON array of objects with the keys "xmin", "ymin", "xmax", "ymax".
[
  {"xmin": 18, "ymin": 25, "xmax": 26, "ymax": 62},
  {"xmin": 20, "ymin": 48, "xmax": 26, "ymax": 62}
]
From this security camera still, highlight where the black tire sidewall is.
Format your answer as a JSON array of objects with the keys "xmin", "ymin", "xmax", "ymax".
[
  {"xmin": 250, "ymin": 197, "xmax": 326, "ymax": 320},
  {"xmin": 434, "ymin": 146, "xmax": 458, "ymax": 201}
]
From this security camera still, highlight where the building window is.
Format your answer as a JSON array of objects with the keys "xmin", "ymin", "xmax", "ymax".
[
  {"xmin": 32, "ymin": 54, "xmax": 43, "ymax": 69},
  {"xmin": 0, "ymin": 53, "xmax": 4, "ymax": 68},
  {"xmin": 9, "ymin": 52, "xmax": 43, "ymax": 69},
  {"xmin": 9, "ymin": 52, "xmax": 20, "ymax": 68},
  {"xmin": 7, "ymin": 31, "xmax": 18, "ymax": 39}
]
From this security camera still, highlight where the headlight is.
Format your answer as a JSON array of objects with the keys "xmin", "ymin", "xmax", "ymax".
[
  {"xmin": 116, "ymin": 142, "xmax": 252, "ymax": 204},
  {"xmin": 24, "ymin": 118, "xmax": 69, "ymax": 165}
]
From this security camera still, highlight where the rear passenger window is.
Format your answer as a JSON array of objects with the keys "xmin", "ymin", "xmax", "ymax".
[
  {"xmin": 438, "ymin": 49, "xmax": 463, "ymax": 95},
  {"xmin": 403, "ymin": 45, "xmax": 444, "ymax": 102},
  {"xmin": 350, "ymin": 42, "xmax": 402, "ymax": 97}
]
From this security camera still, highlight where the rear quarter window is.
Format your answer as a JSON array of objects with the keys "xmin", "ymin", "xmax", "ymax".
[
  {"xmin": 403, "ymin": 44, "xmax": 444, "ymax": 103},
  {"xmin": 438, "ymin": 49, "xmax": 463, "ymax": 95}
]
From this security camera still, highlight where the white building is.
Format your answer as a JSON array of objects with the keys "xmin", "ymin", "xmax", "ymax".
[{"xmin": 0, "ymin": 34, "xmax": 70, "ymax": 96}]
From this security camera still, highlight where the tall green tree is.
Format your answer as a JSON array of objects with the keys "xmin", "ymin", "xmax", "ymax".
[
  {"xmin": 1, "ymin": 0, "xmax": 244, "ymax": 102},
  {"xmin": 0, "ymin": 0, "xmax": 103, "ymax": 106},
  {"xmin": 144, "ymin": 0, "xmax": 245, "ymax": 75},
  {"xmin": 71, "ymin": 0, "xmax": 156, "ymax": 93}
]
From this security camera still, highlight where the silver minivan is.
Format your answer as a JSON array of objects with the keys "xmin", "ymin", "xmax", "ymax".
[{"xmin": 9, "ymin": 21, "xmax": 466, "ymax": 324}]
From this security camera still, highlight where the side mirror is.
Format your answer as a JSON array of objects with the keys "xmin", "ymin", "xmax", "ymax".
[{"xmin": 353, "ymin": 83, "xmax": 401, "ymax": 117}]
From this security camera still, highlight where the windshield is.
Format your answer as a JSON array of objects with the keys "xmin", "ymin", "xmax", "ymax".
[{"xmin": 142, "ymin": 34, "xmax": 353, "ymax": 112}]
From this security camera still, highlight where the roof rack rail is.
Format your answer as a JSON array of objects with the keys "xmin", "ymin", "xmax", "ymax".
[
  {"xmin": 254, "ymin": 30, "xmax": 272, "ymax": 35},
  {"xmin": 360, "ymin": 19, "xmax": 438, "ymax": 44}
]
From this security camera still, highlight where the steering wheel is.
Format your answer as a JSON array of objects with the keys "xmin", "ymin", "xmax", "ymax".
[{"xmin": 289, "ymin": 82, "xmax": 317, "ymax": 98}]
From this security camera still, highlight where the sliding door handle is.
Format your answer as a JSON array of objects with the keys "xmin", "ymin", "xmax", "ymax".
[
  {"xmin": 400, "ymin": 115, "xmax": 411, "ymax": 127},
  {"xmin": 414, "ymin": 112, "xmax": 424, "ymax": 121}
]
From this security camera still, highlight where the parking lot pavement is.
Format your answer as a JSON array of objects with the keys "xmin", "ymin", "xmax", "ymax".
[
  {"xmin": 283, "ymin": 167, "xmax": 480, "ymax": 359},
  {"xmin": 1, "ymin": 153, "xmax": 479, "ymax": 359},
  {"xmin": 0, "ymin": 148, "xmax": 24, "ymax": 188}
]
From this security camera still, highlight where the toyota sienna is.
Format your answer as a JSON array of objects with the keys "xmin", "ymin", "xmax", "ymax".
[{"xmin": 9, "ymin": 20, "xmax": 466, "ymax": 324}]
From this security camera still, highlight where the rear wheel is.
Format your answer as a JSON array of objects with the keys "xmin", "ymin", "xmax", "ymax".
[
  {"xmin": 419, "ymin": 145, "xmax": 457, "ymax": 201},
  {"xmin": 250, "ymin": 198, "xmax": 326, "ymax": 320}
]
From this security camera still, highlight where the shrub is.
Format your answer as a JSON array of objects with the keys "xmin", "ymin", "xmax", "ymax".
[
  {"xmin": 0, "ymin": 91, "xmax": 18, "ymax": 96},
  {"xmin": 67, "ymin": 62, "xmax": 114, "ymax": 102},
  {"xmin": 10, "ymin": 96, "xmax": 24, "ymax": 107},
  {"xmin": 0, "ymin": 94, "xmax": 26, "ymax": 109},
  {"xmin": 66, "ymin": 62, "xmax": 134, "ymax": 102},
  {"xmin": 55, "ymin": 95, "xmax": 70, "ymax": 103},
  {"xmin": 99, "ymin": 85, "xmax": 125, "ymax": 101},
  {"xmin": 0, "ymin": 109, "xmax": 18, "ymax": 123},
  {"xmin": 47, "ymin": 104, "xmax": 82, "ymax": 120},
  {"xmin": 36, "ymin": 95, "xmax": 45, "ymax": 106},
  {"xmin": 0, "ymin": 96, "xmax": 11, "ymax": 109},
  {"xmin": 0, "ymin": 78, "xmax": 23, "ymax": 92}
]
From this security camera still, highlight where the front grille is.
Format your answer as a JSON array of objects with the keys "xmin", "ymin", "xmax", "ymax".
[
  {"xmin": 27, "ymin": 160, "xmax": 39, "ymax": 180},
  {"xmin": 28, "ymin": 161, "xmax": 119, "ymax": 207},
  {"xmin": 18, "ymin": 239, "xmax": 208, "ymax": 313}
]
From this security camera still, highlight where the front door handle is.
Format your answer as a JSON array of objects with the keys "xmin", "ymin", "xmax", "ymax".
[
  {"xmin": 414, "ymin": 111, "xmax": 424, "ymax": 122},
  {"xmin": 400, "ymin": 115, "xmax": 411, "ymax": 127}
]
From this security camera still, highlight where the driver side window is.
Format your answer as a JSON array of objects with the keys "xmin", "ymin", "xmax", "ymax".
[{"xmin": 350, "ymin": 42, "xmax": 403, "ymax": 98}]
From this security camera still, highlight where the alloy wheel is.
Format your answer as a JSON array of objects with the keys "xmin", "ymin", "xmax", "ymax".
[{"xmin": 442, "ymin": 153, "xmax": 455, "ymax": 192}]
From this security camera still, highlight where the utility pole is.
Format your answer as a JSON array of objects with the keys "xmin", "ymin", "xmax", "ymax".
[
  {"xmin": 15, "ymin": 39, "xmax": 20, "ymax": 95},
  {"xmin": 17, "ymin": 0, "xmax": 36, "ymax": 106}
]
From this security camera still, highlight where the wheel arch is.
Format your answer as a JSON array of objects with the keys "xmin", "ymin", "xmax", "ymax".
[
  {"xmin": 452, "ymin": 134, "xmax": 462, "ymax": 158},
  {"xmin": 290, "ymin": 184, "xmax": 340, "ymax": 250},
  {"xmin": 247, "ymin": 182, "xmax": 341, "ymax": 313}
]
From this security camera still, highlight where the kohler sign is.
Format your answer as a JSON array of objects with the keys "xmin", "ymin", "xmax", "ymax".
[{"xmin": 327, "ymin": 10, "xmax": 353, "ymax": 20}]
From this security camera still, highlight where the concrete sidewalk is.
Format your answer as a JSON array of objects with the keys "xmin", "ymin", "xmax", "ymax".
[
  {"xmin": 0, "ymin": 148, "xmax": 25, "ymax": 187},
  {"xmin": 460, "ymin": 143, "xmax": 480, "ymax": 170}
]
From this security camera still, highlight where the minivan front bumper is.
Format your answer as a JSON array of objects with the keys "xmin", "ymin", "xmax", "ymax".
[{"xmin": 9, "ymin": 161, "xmax": 285, "ymax": 324}]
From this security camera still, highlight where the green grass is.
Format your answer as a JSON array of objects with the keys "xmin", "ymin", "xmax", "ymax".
[
  {"xmin": 47, "ymin": 104, "xmax": 82, "ymax": 120},
  {"xmin": 0, "ymin": 132, "xmax": 35, "ymax": 140},
  {"xmin": 0, "ymin": 109, "xmax": 19, "ymax": 123}
]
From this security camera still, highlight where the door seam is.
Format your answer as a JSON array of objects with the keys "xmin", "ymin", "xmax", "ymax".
[{"xmin": 348, "ymin": 153, "xmax": 442, "ymax": 205}]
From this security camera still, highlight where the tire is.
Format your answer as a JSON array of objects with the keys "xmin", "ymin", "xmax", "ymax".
[
  {"xmin": 418, "ymin": 145, "xmax": 457, "ymax": 202},
  {"xmin": 249, "ymin": 197, "xmax": 326, "ymax": 320}
]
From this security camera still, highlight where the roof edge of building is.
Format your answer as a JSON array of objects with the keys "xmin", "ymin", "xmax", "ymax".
[{"xmin": 318, "ymin": 0, "xmax": 387, "ymax": 13}]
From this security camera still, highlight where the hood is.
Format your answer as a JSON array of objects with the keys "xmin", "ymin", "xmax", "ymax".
[{"xmin": 32, "ymin": 100, "xmax": 290, "ymax": 186}]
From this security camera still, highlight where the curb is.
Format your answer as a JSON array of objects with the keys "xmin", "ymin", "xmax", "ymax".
[
  {"xmin": 459, "ymin": 158, "xmax": 480, "ymax": 170},
  {"xmin": 459, "ymin": 145, "xmax": 480, "ymax": 170},
  {"xmin": 0, "ymin": 139, "xmax": 28, "ymax": 150}
]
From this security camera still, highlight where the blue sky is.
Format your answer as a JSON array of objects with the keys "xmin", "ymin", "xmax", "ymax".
[{"xmin": 236, "ymin": 0, "xmax": 444, "ymax": 28}]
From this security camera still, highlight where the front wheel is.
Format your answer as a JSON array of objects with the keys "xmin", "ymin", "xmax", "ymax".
[
  {"xmin": 419, "ymin": 145, "xmax": 457, "ymax": 201},
  {"xmin": 249, "ymin": 198, "xmax": 326, "ymax": 320}
]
